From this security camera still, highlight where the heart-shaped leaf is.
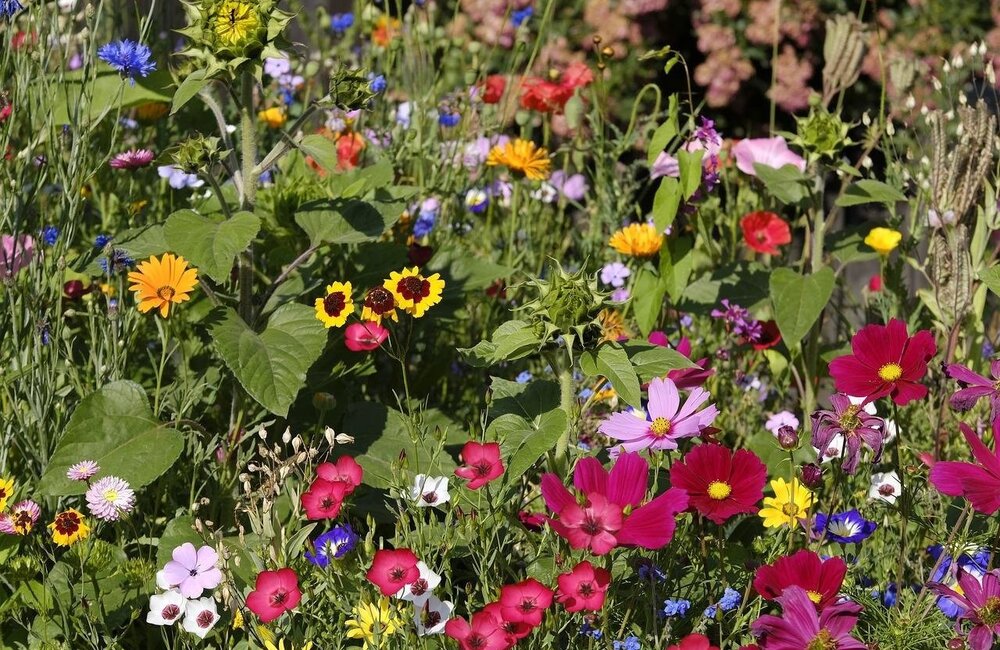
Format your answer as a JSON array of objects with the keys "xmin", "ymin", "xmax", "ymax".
[
  {"xmin": 163, "ymin": 210, "xmax": 260, "ymax": 282},
  {"xmin": 580, "ymin": 342, "xmax": 642, "ymax": 408},
  {"xmin": 295, "ymin": 187, "xmax": 417, "ymax": 246},
  {"xmin": 769, "ymin": 267, "xmax": 835, "ymax": 347},
  {"xmin": 210, "ymin": 303, "xmax": 326, "ymax": 416}
]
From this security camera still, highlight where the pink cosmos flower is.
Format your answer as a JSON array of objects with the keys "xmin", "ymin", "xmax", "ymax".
[
  {"xmin": 541, "ymin": 452, "xmax": 689, "ymax": 555},
  {"xmin": 161, "ymin": 543, "xmax": 223, "ymax": 598},
  {"xmin": 110, "ymin": 148, "xmax": 155, "ymax": 170},
  {"xmin": 344, "ymin": 321, "xmax": 389, "ymax": 352},
  {"xmin": 731, "ymin": 136, "xmax": 806, "ymax": 176},
  {"xmin": 0, "ymin": 234, "xmax": 34, "ymax": 280},
  {"xmin": 930, "ymin": 568, "xmax": 1000, "ymax": 650},
  {"xmin": 751, "ymin": 586, "xmax": 865, "ymax": 649},
  {"xmin": 245, "ymin": 568, "xmax": 301, "ymax": 623},
  {"xmin": 498, "ymin": 578, "xmax": 554, "ymax": 627},
  {"xmin": 946, "ymin": 361, "xmax": 1000, "ymax": 424},
  {"xmin": 599, "ymin": 377, "xmax": 718, "ymax": 452},
  {"xmin": 929, "ymin": 422, "xmax": 1000, "ymax": 514}
]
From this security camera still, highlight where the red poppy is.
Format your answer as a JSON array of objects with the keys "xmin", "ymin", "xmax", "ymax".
[
  {"xmin": 827, "ymin": 318, "xmax": 937, "ymax": 406},
  {"xmin": 740, "ymin": 211, "xmax": 791, "ymax": 255},
  {"xmin": 561, "ymin": 61, "xmax": 594, "ymax": 89},
  {"xmin": 445, "ymin": 610, "xmax": 508, "ymax": 650},
  {"xmin": 454, "ymin": 441, "xmax": 504, "ymax": 489},
  {"xmin": 751, "ymin": 320, "xmax": 782, "ymax": 351},
  {"xmin": 520, "ymin": 78, "xmax": 575, "ymax": 113},
  {"xmin": 480, "ymin": 75, "xmax": 506, "ymax": 104},
  {"xmin": 336, "ymin": 132, "xmax": 365, "ymax": 170},
  {"xmin": 315, "ymin": 456, "xmax": 363, "ymax": 493},
  {"xmin": 498, "ymin": 578, "xmax": 554, "ymax": 627},
  {"xmin": 669, "ymin": 443, "xmax": 766, "ymax": 525},
  {"xmin": 366, "ymin": 548, "xmax": 420, "ymax": 596},
  {"xmin": 555, "ymin": 561, "xmax": 611, "ymax": 612},
  {"xmin": 752, "ymin": 549, "xmax": 847, "ymax": 609},
  {"xmin": 344, "ymin": 321, "xmax": 389, "ymax": 352},
  {"xmin": 667, "ymin": 634, "xmax": 720, "ymax": 650},
  {"xmin": 245, "ymin": 568, "xmax": 301, "ymax": 623},
  {"xmin": 300, "ymin": 478, "xmax": 348, "ymax": 520}
]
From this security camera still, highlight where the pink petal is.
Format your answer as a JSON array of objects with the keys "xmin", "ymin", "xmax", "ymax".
[
  {"xmin": 606, "ymin": 452, "xmax": 648, "ymax": 508},
  {"xmin": 572, "ymin": 458, "xmax": 608, "ymax": 495},
  {"xmin": 647, "ymin": 377, "xmax": 679, "ymax": 420},
  {"xmin": 599, "ymin": 412, "xmax": 652, "ymax": 441},
  {"xmin": 541, "ymin": 474, "xmax": 575, "ymax": 514}
]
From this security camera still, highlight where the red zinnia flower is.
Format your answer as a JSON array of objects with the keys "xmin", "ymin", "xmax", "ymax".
[
  {"xmin": 555, "ymin": 561, "xmax": 611, "ymax": 613},
  {"xmin": 344, "ymin": 321, "xmax": 389, "ymax": 352},
  {"xmin": 667, "ymin": 634, "xmax": 720, "ymax": 650},
  {"xmin": 300, "ymin": 478, "xmax": 348, "ymax": 520},
  {"xmin": 753, "ymin": 549, "xmax": 847, "ymax": 610},
  {"xmin": 740, "ymin": 211, "xmax": 791, "ymax": 255},
  {"xmin": 480, "ymin": 75, "xmax": 506, "ymax": 104},
  {"xmin": 366, "ymin": 548, "xmax": 420, "ymax": 596},
  {"xmin": 827, "ymin": 318, "xmax": 937, "ymax": 405},
  {"xmin": 445, "ymin": 610, "xmax": 508, "ymax": 650},
  {"xmin": 245, "ymin": 568, "xmax": 301, "ymax": 623},
  {"xmin": 454, "ymin": 441, "xmax": 504, "ymax": 489},
  {"xmin": 498, "ymin": 578, "xmax": 554, "ymax": 627},
  {"xmin": 670, "ymin": 443, "xmax": 767, "ymax": 525},
  {"xmin": 315, "ymin": 455, "xmax": 363, "ymax": 493}
]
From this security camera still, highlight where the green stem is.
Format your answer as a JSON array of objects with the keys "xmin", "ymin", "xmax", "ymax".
[
  {"xmin": 238, "ymin": 72, "xmax": 257, "ymax": 324},
  {"xmin": 553, "ymin": 363, "xmax": 576, "ymax": 474}
]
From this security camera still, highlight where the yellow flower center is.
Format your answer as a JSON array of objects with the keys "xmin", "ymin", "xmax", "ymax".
[
  {"xmin": 215, "ymin": 1, "xmax": 260, "ymax": 48},
  {"xmin": 806, "ymin": 590, "xmax": 823, "ymax": 604},
  {"xmin": 878, "ymin": 362, "xmax": 903, "ymax": 382},
  {"xmin": 649, "ymin": 417, "xmax": 671, "ymax": 437},
  {"xmin": 781, "ymin": 502, "xmax": 800, "ymax": 517},
  {"xmin": 707, "ymin": 481, "xmax": 732, "ymax": 500},
  {"xmin": 157, "ymin": 286, "xmax": 176, "ymax": 301},
  {"xmin": 103, "ymin": 488, "xmax": 119, "ymax": 502},
  {"xmin": 806, "ymin": 629, "xmax": 836, "ymax": 650}
]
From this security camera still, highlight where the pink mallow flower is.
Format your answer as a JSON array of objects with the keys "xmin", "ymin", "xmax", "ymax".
[
  {"xmin": 161, "ymin": 543, "xmax": 222, "ymax": 599},
  {"xmin": 929, "ymin": 422, "xmax": 1000, "ymax": 515},
  {"xmin": 541, "ymin": 452, "xmax": 689, "ymax": 555},
  {"xmin": 751, "ymin": 586, "xmax": 865, "ymax": 650},
  {"xmin": 731, "ymin": 136, "xmax": 806, "ymax": 177},
  {"xmin": 599, "ymin": 377, "xmax": 718, "ymax": 452},
  {"xmin": 930, "ymin": 568, "xmax": 1000, "ymax": 650}
]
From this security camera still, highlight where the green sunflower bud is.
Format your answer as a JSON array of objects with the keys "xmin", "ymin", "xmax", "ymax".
[
  {"xmin": 172, "ymin": 135, "xmax": 228, "ymax": 174},
  {"xmin": 516, "ymin": 261, "xmax": 611, "ymax": 351}
]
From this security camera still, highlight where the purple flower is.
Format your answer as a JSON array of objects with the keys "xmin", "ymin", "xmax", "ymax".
[
  {"xmin": 611, "ymin": 288, "xmax": 630, "ymax": 302},
  {"xmin": 710, "ymin": 299, "xmax": 763, "ymax": 342},
  {"xmin": 732, "ymin": 136, "xmax": 806, "ymax": 177},
  {"xmin": 1, "ymin": 234, "xmax": 34, "ymax": 280},
  {"xmin": 813, "ymin": 509, "xmax": 877, "ymax": 544},
  {"xmin": 162, "ymin": 543, "xmax": 222, "ymax": 598},
  {"xmin": 110, "ymin": 148, "xmax": 154, "ymax": 170},
  {"xmin": 157, "ymin": 165, "xmax": 203, "ymax": 190},
  {"xmin": 263, "ymin": 56, "xmax": 291, "ymax": 78},
  {"xmin": 945, "ymin": 361, "xmax": 1000, "ymax": 425},
  {"xmin": 85, "ymin": 476, "xmax": 135, "ymax": 521},
  {"xmin": 305, "ymin": 524, "xmax": 359, "ymax": 567},
  {"xmin": 930, "ymin": 569, "xmax": 1000, "ymax": 650},
  {"xmin": 810, "ymin": 393, "xmax": 886, "ymax": 475},
  {"xmin": 751, "ymin": 586, "xmax": 865, "ymax": 649},
  {"xmin": 600, "ymin": 262, "xmax": 630, "ymax": 288},
  {"xmin": 599, "ymin": 376, "xmax": 718, "ymax": 452},
  {"xmin": 549, "ymin": 170, "xmax": 588, "ymax": 201},
  {"xmin": 66, "ymin": 460, "xmax": 100, "ymax": 482}
]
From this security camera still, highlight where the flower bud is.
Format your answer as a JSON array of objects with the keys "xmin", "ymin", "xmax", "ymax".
[
  {"xmin": 800, "ymin": 463, "xmax": 823, "ymax": 488},
  {"xmin": 777, "ymin": 425, "xmax": 799, "ymax": 450}
]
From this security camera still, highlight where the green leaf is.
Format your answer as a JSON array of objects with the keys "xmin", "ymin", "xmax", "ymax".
[
  {"xmin": 631, "ymin": 267, "xmax": 666, "ymax": 336},
  {"xmin": 755, "ymin": 164, "xmax": 809, "ymax": 204},
  {"xmin": 580, "ymin": 343, "xmax": 642, "ymax": 407},
  {"xmin": 295, "ymin": 188, "xmax": 415, "ymax": 246},
  {"xmin": 296, "ymin": 134, "xmax": 340, "ymax": 174},
  {"xmin": 647, "ymin": 118, "xmax": 678, "ymax": 167},
  {"xmin": 827, "ymin": 227, "xmax": 879, "ymax": 265},
  {"xmin": 171, "ymin": 70, "xmax": 210, "ymax": 114},
  {"xmin": 489, "ymin": 411, "xmax": 567, "ymax": 480},
  {"xmin": 489, "ymin": 377, "xmax": 560, "ymax": 419},
  {"xmin": 980, "ymin": 266, "xmax": 1000, "ymax": 298},
  {"xmin": 769, "ymin": 267, "xmax": 835, "ymax": 347},
  {"xmin": 210, "ymin": 303, "xmax": 326, "ymax": 416},
  {"xmin": 37, "ymin": 381, "xmax": 183, "ymax": 496},
  {"xmin": 623, "ymin": 342, "xmax": 697, "ymax": 381},
  {"xmin": 660, "ymin": 235, "xmax": 695, "ymax": 303},
  {"xmin": 678, "ymin": 149, "xmax": 705, "ymax": 200},
  {"xmin": 835, "ymin": 179, "xmax": 906, "ymax": 207},
  {"xmin": 652, "ymin": 177, "xmax": 682, "ymax": 232},
  {"xmin": 48, "ymin": 69, "xmax": 174, "ymax": 126},
  {"xmin": 162, "ymin": 210, "xmax": 260, "ymax": 282},
  {"xmin": 459, "ymin": 320, "xmax": 542, "ymax": 367}
]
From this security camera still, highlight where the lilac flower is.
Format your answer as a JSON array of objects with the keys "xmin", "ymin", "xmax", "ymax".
[
  {"xmin": 813, "ymin": 509, "xmax": 878, "ymax": 544},
  {"xmin": 157, "ymin": 165, "xmax": 203, "ymax": 189},
  {"xmin": 549, "ymin": 170, "xmax": 588, "ymax": 201},
  {"xmin": 85, "ymin": 476, "xmax": 135, "ymax": 521},
  {"xmin": 611, "ymin": 288, "xmax": 630, "ymax": 302},
  {"xmin": 600, "ymin": 262, "xmax": 631, "ymax": 288},
  {"xmin": 0, "ymin": 234, "xmax": 34, "ymax": 280},
  {"xmin": 413, "ymin": 198, "xmax": 439, "ymax": 238},
  {"xmin": 765, "ymin": 410, "xmax": 799, "ymax": 435},
  {"xmin": 811, "ymin": 393, "xmax": 886, "ymax": 474},
  {"xmin": 263, "ymin": 56, "xmax": 291, "ymax": 78},
  {"xmin": 110, "ymin": 148, "xmax": 155, "ymax": 170},
  {"xmin": 945, "ymin": 361, "xmax": 1000, "ymax": 425},
  {"xmin": 599, "ymin": 377, "xmax": 718, "ymax": 452},
  {"xmin": 66, "ymin": 460, "xmax": 99, "ymax": 482},
  {"xmin": 97, "ymin": 40, "xmax": 156, "ymax": 85},
  {"xmin": 305, "ymin": 524, "xmax": 359, "ymax": 568},
  {"xmin": 162, "ymin": 543, "xmax": 223, "ymax": 598}
]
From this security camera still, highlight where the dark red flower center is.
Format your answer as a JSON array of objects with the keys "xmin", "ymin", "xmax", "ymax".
[
  {"xmin": 196, "ymin": 610, "xmax": 215, "ymax": 628},
  {"xmin": 878, "ymin": 484, "xmax": 896, "ymax": 496},
  {"xmin": 581, "ymin": 514, "xmax": 603, "ymax": 536},
  {"xmin": 517, "ymin": 597, "xmax": 537, "ymax": 613},
  {"xmin": 472, "ymin": 460, "xmax": 494, "ymax": 478},
  {"xmin": 409, "ymin": 578, "xmax": 429, "ymax": 596},
  {"xmin": 397, "ymin": 276, "xmax": 431, "ymax": 302},
  {"xmin": 390, "ymin": 566, "xmax": 409, "ymax": 582},
  {"xmin": 364, "ymin": 286, "xmax": 395, "ymax": 314},
  {"xmin": 422, "ymin": 610, "xmax": 441, "ymax": 627},
  {"xmin": 468, "ymin": 634, "xmax": 487, "ymax": 649},
  {"xmin": 54, "ymin": 512, "xmax": 81, "ymax": 535},
  {"xmin": 161, "ymin": 604, "xmax": 180, "ymax": 620},
  {"xmin": 578, "ymin": 581, "xmax": 595, "ymax": 597},
  {"xmin": 422, "ymin": 491, "xmax": 438, "ymax": 503},
  {"xmin": 323, "ymin": 291, "xmax": 346, "ymax": 317},
  {"xmin": 269, "ymin": 589, "xmax": 288, "ymax": 606}
]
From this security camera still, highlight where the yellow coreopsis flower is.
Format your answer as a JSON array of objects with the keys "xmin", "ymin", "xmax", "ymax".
[
  {"xmin": 486, "ymin": 139, "xmax": 552, "ymax": 181},
  {"xmin": 345, "ymin": 599, "xmax": 402, "ymax": 649},
  {"xmin": 127, "ymin": 253, "xmax": 199, "ymax": 318},
  {"xmin": 314, "ymin": 281, "xmax": 354, "ymax": 328},
  {"xmin": 864, "ymin": 227, "xmax": 902, "ymax": 255},
  {"xmin": 0, "ymin": 477, "xmax": 13, "ymax": 511},
  {"xmin": 609, "ymin": 222, "xmax": 663, "ymax": 257},
  {"xmin": 384, "ymin": 268, "xmax": 445, "ymax": 318},
  {"xmin": 49, "ymin": 509, "xmax": 91, "ymax": 547},
  {"xmin": 258, "ymin": 107, "xmax": 287, "ymax": 129},
  {"xmin": 759, "ymin": 477, "xmax": 813, "ymax": 529},
  {"xmin": 598, "ymin": 308, "xmax": 629, "ymax": 342}
]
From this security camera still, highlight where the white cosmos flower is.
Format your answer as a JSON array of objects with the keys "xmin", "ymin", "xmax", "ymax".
[
  {"xmin": 410, "ymin": 475, "xmax": 451, "ymax": 508},
  {"xmin": 182, "ymin": 597, "xmax": 219, "ymax": 639},
  {"xmin": 395, "ymin": 561, "xmax": 441, "ymax": 604},
  {"xmin": 146, "ymin": 590, "xmax": 185, "ymax": 626},
  {"xmin": 414, "ymin": 595, "xmax": 453, "ymax": 636}
]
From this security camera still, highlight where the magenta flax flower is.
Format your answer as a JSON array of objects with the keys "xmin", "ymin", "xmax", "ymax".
[
  {"xmin": 946, "ymin": 360, "xmax": 1000, "ymax": 424},
  {"xmin": 162, "ymin": 543, "xmax": 223, "ymax": 598},
  {"xmin": 751, "ymin": 585, "xmax": 865, "ymax": 650},
  {"xmin": 930, "ymin": 568, "xmax": 1000, "ymax": 650},
  {"xmin": 110, "ymin": 148, "xmax": 155, "ymax": 170},
  {"xmin": 599, "ymin": 377, "xmax": 718, "ymax": 452},
  {"xmin": 66, "ymin": 460, "xmax": 100, "ymax": 482},
  {"xmin": 810, "ymin": 393, "xmax": 886, "ymax": 475},
  {"xmin": 85, "ymin": 476, "xmax": 135, "ymax": 521},
  {"xmin": 929, "ymin": 423, "xmax": 1000, "ymax": 514}
]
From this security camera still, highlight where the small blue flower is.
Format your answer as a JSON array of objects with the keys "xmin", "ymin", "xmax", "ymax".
[
  {"xmin": 438, "ymin": 110, "xmax": 461, "ymax": 128},
  {"xmin": 983, "ymin": 339, "xmax": 995, "ymax": 358},
  {"xmin": 703, "ymin": 604, "xmax": 718, "ymax": 618},
  {"xmin": 718, "ymin": 587, "xmax": 741, "ymax": 611},
  {"xmin": 0, "ymin": 0, "xmax": 24, "ymax": 21},
  {"xmin": 94, "ymin": 234, "xmax": 112, "ymax": 249},
  {"xmin": 97, "ymin": 40, "xmax": 156, "ymax": 85},
  {"xmin": 464, "ymin": 188, "xmax": 489, "ymax": 214},
  {"xmin": 661, "ymin": 598, "xmax": 690, "ymax": 617},
  {"xmin": 680, "ymin": 313, "xmax": 694, "ymax": 328},
  {"xmin": 511, "ymin": 6, "xmax": 533, "ymax": 26},
  {"xmin": 578, "ymin": 387, "xmax": 593, "ymax": 400},
  {"xmin": 814, "ymin": 510, "xmax": 878, "ymax": 544},
  {"xmin": 613, "ymin": 637, "xmax": 641, "ymax": 650},
  {"xmin": 515, "ymin": 371, "xmax": 532, "ymax": 384},
  {"xmin": 119, "ymin": 116, "xmax": 139, "ymax": 130},
  {"xmin": 369, "ymin": 74, "xmax": 387, "ymax": 94},
  {"xmin": 98, "ymin": 249, "xmax": 135, "ymax": 275},
  {"xmin": 305, "ymin": 523, "xmax": 359, "ymax": 568},
  {"xmin": 41, "ymin": 226, "xmax": 59, "ymax": 246},
  {"xmin": 579, "ymin": 622, "xmax": 603, "ymax": 639},
  {"xmin": 330, "ymin": 12, "xmax": 354, "ymax": 33},
  {"xmin": 882, "ymin": 582, "xmax": 898, "ymax": 607},
  {"xmin": 638, "ymin": 563, "xmax": 666, "ymax": 582}
]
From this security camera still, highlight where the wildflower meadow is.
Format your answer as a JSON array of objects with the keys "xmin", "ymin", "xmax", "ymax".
[{"xmin": 5, "ymin": 0, "xmax": 1000, "ymax": 648}]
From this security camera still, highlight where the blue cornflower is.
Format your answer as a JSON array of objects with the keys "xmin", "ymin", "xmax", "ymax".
[
  {"xmin": 515, "ymin": 371, "xmax": 532, "ymax": 383},
  {"xmin": 814, "ymin": 510, "xmax": 878, "ymax": 544},
  {"xmin": 578, "ymin": 387, "xmax": 593, "ymax": 400},
  {"xmin": 438, "ymin": 110, "xmax": 461, "ymax": 128},
  {"xmin": 98, "ymin": 248, "xmax": 135, "ymax": 275},
  {"xmin": 369, "ymin": 74, "xmax": 387, "ymax": 94},
  {"xmin": 94, "ymin": 234, "xmax": 112, "ymax": 249},
  {"xmin": 412, "ymin": 197, "xmax": 439, "ymax": 238},
  {"xmin": 718, "ymin": 587, "xmax": 741, "ymax": 611},
  {"xmin": 637, "ymin": 562, "xmax": 666, "ymax": 582},
  {"xmin": 1, "ymin": 0, "xmax": 24, "ymax": 21},
  {"xmin": 119, "ymin": 116, "xmax": 139, "ymax": 129},
  {"xmin": 882, "ymin": 582, "xmax": 898, "ymax": 607},
  {"xmin": 613, "ymin": 637, "xmax": 640, "ymax": 650},
  {"xmin": 579, "ymin": 622, "xmax": 603, "ymax": 639},
  {"xmin": 511, "ymin": 6, "xmax": 533, "ymax": 26},
  {"xmin": 661, "ymin": 598, "xmax": 690, "ymax": 617},
  {"xmin": 330, "ymin": 12, "xmax": 354, "ymax": 33},
  {"xmin": 305, "ymin": 523, "xmax": 359, "ymax": 568},
  {"xmin": 41, "ymin": 226, "xmax": 59, "ymax": 246},
  {"xmin": 983, "ymin": 339, "xmax": 995, "ymax": 358},
  {"xmin": 97, "ymin": 40, "xmax": 156, "ymax": 85}
]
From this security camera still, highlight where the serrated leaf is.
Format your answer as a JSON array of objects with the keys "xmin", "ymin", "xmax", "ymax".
[
  {"xmin": 980, "ymin": 266, "xmax": 1000, "ymax": 298},
  {"xmin": 171, "ymin": 70, "xmax": 210, "ymax": 114},
  {"xmin": 162, "ymin": 210, "xmax": 260, "ymax": 282},
  {"xmin": 210, "ymin": 304, "xmax": 326, "ymax": 417},
  {"xmin": 38, "ymin": 381, "xmax": 183, "ymax": 496},
  {"xmin": 294, "ymin": 188, "xmax": 415, "ymax": 246},
  {"xmin": 835, "ymin": 179, "xmax": 906, "ymax": 207},
  {"xmin": 769, "ymin": 267, "xmax": 835, "ymax": 347},
  {"xmin": 580, "ymin": 343, "xmax": 642, "ymax": 408}
]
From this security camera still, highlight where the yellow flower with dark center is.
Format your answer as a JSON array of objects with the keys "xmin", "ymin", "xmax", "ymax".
[
  {"xmin": 214, "ymin": 0, "xmax": 261, "ymax": 49},
  {"xmin": 598, "ymin": 308, "xmax": 629, "ymax": 342},
  {"xmin": 49, "ymin": 508, "xmax": 90, "ymax": 546},
  {"xmin": 384, "ymin": 268, "xmax": 445, "ymax": 318},
  {"xmin": 864, "ymin": 227, "xmax": 902, "ymax": 255},
  {"xmin": 609, "ymin": 222, "xmax": 663, "ymax": 257},
  {"xmin": 314, "ymin": 281, "xmax": 354, "ymax": 328},
  {"xmin": 758, "ymin": 477, "xmax": 813, "ymax": 529},
  {"xmin": 0, "ymin": 477, "xmax": 13, "ymax": 511},
  {"xmin": 258, "ymin": 107, "xmax": 286, "ymax": 129},
  {"xmin": 361, "ymin": 286, "xmax": 398, "ymax": 325},
  {"xmin": 486, "ymin": 139, "xmax": 552, "ymax": 181},
  {"xmin": 345, "ymin": 599, "xmax": 402, "ymax": 649},
  {"xmin": 127, "ymin": 253, "xmax": 199, "ymax": 318}
]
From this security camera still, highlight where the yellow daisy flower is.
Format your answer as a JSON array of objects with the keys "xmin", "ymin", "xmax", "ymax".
[
  {"xmin": 49, "ymin": 509, "xmax": 91, "ymax": 547},
  {"xmin": 384, "ymin": 268, "xmax": 445, "ymax": 318},
  {"xmin": 314, "ymin": 281, "xmax": 354, "ymax": 328},
  {"xmin": 609, "ymin": 222, "xmax": 663, "ymax": 257},
  {"xmin": 258, "ymin": 107, "xmax": 287, "ymax": 129},
  {"xmin": 214, "ymin": 0, "xmax": 261, "ymax": 48},
  {"xmin": 345, "ymin": 599, "xmax": 402, "ymax": 649},
  {"xmin": 127, "ymin": 253, "xmax": 199, "ymax": 318},
  {"xmin": 486, "ymin": 139, "xmax": 552, "ymax": 181},
  {"xmin": 0, "ymin": 477, "xmax": 13, "ymax": 511},
  {"xmin": 864, "ymin": 227, "xmax": 902, "ymax": 255},
  {"xmin": 758, "ymin": 477, "xmax": 813, "ymax": 529},
  {"xmin": 264, "ymin": 639, "xmax": 313, "ymax": 650}
]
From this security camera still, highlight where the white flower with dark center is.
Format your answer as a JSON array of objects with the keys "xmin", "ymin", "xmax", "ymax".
[
  {"xmin": 146, "ymin": 590, "xmax": 185, "ymax": 626},
  {"xmin": 395, "ymin": 561, "xmax": 441, "ymax": 604},
  {"xmin": 414, "ymin": 595, "xmax": 453, "ymax": 636},
  {"xmin": 813, "ymin": 433, "xmax": 845, "ymax": 464},
  {"xmin": 182, "ymin": 597, "xmax": 219, "ymax": 639},
  {"xmin": 868, "ymin": 471, "xmax": 902, "ymax": 504},
  {"xmin": 410, "ymin": 475, "xmax": 450, "ymax": 509}
]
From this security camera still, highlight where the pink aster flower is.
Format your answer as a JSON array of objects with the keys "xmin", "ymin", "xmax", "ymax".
[
  {"xmin": 109, "ymin": 148, "xmax": 155, "ymax": 170},
  {"xmin": 66, "ymin": 460, "xmax": 100, "ymax": 482},
  {"xmin": 751, "ymin": 586, "xmax": 865, "ymax": 649},
  {"xmin": 599, "ymin": 377, "xmax": 718, "ymax": 452},
  {"xmin": 731, "ymin": 136, "xmax": 806, "ymax": 176},
  {"xmin": 85, "ymin": 475, "xmax": 135, "ymax": 521},
  {"xmin": 161, "ymin": 542, "xmax": 223, "ymax": 598},
  {"xmin": 930, "ymin": 568, "xmax": 1000, "ymax": 650}
]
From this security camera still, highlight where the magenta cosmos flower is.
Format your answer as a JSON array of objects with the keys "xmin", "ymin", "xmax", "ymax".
[
  {"xmin": 162, "ymin": 543, "xmax": 223, "ymax": 598},
  {"xmin": 946, "ymin": 360, "xmax": 1000, "ymax": 424},
  {"xmin": 599, "ymin": 377, "xmax": 718, "ymax": 452},
  {"xmin": 929, "ymin": 422, "xmax": 1000, "ymax": 514},
  {"xmin": 810, "ymin": 393, "xmax": 886, "ymax": 475},
  {"xmin": 751, "ymin": 585, "xmax": 865, "ymax": 650},
  {"xmin": 731, "ymin": 136, "xmax": 806, "ymax": 177},
  {"xmin": 110, "ymin": 148, "xmax": 155, "ymax": 170},
  {"xmin": 541, "ymin": 452, "xmax": 688, "ymax": 555},
  {"xmin": 930, "ymin": 568, "xmax": 1000, "ymax": 650}
]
